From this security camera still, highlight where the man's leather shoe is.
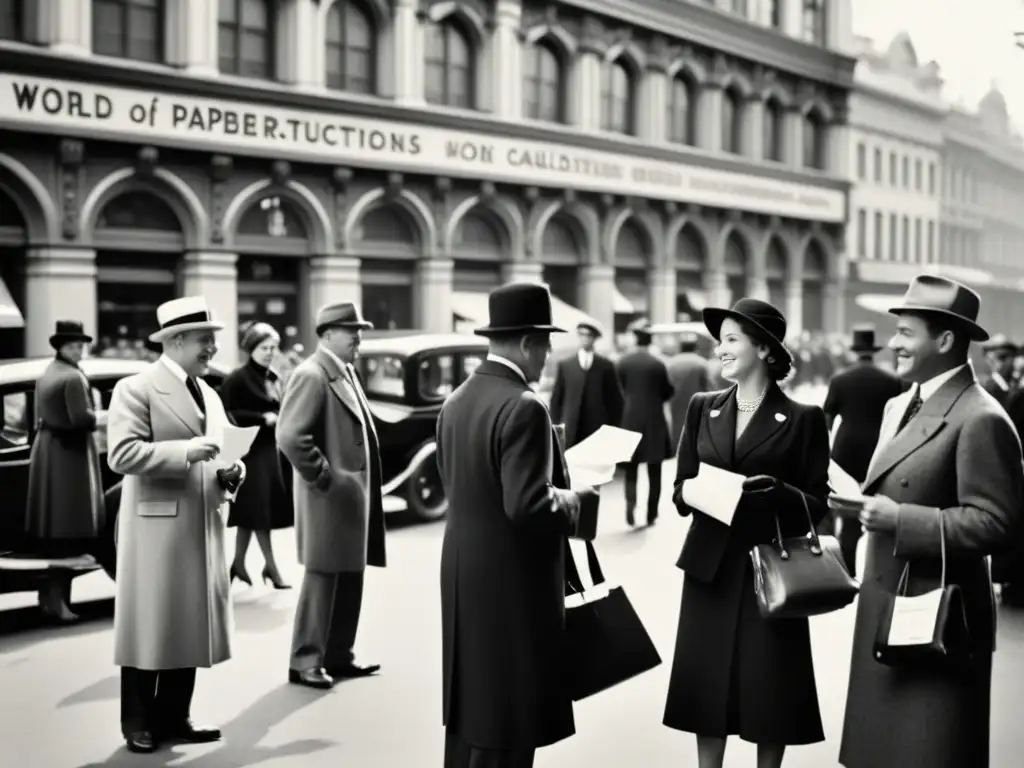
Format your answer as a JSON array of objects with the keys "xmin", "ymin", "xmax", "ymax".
[
  {"xmin": 288, "ymin": 667, "xmax": 334, "ymax": 689},
  {"xmin": 327, "ymin": 662, "xmax": 381, "ymax": 679},
  {"xmin": 163, "ymin": 720, "xmax": 221, "ymax": 743},
  {"xmin": 125, "ymin": 730, "xmax": 157, "ymax": 753}
]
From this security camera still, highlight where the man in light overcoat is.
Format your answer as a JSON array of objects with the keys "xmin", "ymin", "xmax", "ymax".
[
  {"xmin": 108, "ymin": 297, "xmax": 245, "ymax": 754},
  {"xmin": 277, "ymin": 302, "xmax": 386, "ymax": 691},
  {"xmin": 833, "ymin": 276, "xmax": 1024, "ymax": 768}
]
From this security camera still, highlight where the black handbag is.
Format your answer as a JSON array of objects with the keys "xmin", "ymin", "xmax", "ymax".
[
  {"xmin": 563, "ymin": 538, "xmax": 662, "ymax": 700},
  {"xmin": 873, "ymin": 510, "xmax": 972, "ymax": 668},
  {"xmin": 749, "ymin": 489, "xmax": 860, "ymax": 619}
]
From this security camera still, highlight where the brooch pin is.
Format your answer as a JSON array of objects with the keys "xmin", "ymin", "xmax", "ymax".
[
  {"xmin": 710, "ymin": 409, "xmax": 721, "ymax": 418},
  {"xmin": 774, "ymin": 413, "xmax": 786, "ymax": 422}
]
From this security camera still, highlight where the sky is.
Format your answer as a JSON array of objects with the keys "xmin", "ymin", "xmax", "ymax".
[{"xmin": 851, "ymin": 0, "xmax": 1024, "ymax": 126}]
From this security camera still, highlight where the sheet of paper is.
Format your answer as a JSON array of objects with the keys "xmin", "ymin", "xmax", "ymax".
[
  {"xmin": 568, "ymin": 463, "xmax": 616, "ymax": 490},
  {"xmin": 564, "ymin": 425, "xmax": 642, "ymax": 467},
  {"xmin": 220, "ymin": 425, "xmax": 260, "ymax": 465},
  {"xmin": 828, "ymin": 460, "xmax": 863, "ymax": 499},
  {"xmin": 680, "ymin": 462, "xmax": 745, "ymax": 526},
  {"xmin": 829, "ymin": 414, "xmax": 842, "ymax": 449},
  {"xmin": 887, "ymin": 590, "xmax": 942, "ymax": 646}
]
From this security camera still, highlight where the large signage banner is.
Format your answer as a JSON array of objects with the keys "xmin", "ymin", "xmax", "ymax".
[{"xmin": 0, "ymin": 74, "xmax": 845, "ymax": 222}]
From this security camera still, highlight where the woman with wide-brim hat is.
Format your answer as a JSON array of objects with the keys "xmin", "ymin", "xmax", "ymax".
[
  {"xmin": 662, "ymin": 298, "xmax": 831, "ymax": 768},
  {"xmin": 25, "ymin": 320, "xmax": 107, "ymax": 623}
]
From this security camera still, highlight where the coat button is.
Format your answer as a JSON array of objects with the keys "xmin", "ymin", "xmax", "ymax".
[{"xmin": 900, "ymin": 478, "xmax": 909, "ymax": 488}]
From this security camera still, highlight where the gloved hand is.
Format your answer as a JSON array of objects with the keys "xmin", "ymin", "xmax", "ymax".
[
  {"xmin": 742, "ymin": 474, "xmax": 781, "ymax": 493},
  {"xmin": 217, "ymin": 464, "xmax": 243, "ymax": 493}
]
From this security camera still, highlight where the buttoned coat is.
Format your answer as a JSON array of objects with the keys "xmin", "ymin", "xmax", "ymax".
[
  {"xmin": 108, "ymin": 361, "xmax": 237, "ymax": 670},
  {"xmin": 437, "ymin": 360, "xmax": 576, "ymax": 751},
  {"xmin": 276, "ymin": 347, "xmax": 386, "ymax": 573},
  {"xmin": 548, "ymin": 352, "xmax": 623, "ymax": 448},
  {"xmin": 839, "ymin": 367, "xmax": 1024, "ymax": 768},
  {"xmin": 616, "ymin": 348, "xmax": 674, "ymax": 463}
]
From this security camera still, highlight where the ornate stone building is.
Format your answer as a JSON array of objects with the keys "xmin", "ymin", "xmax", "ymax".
[{"xmin": 0, "ymin": 0, "xmax": 853, "ymax": 363}]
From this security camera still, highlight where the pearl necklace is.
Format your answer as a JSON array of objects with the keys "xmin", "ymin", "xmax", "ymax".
[{"xmin": 736, "ymin": 388, "xmax": 768, "ymax": 413}]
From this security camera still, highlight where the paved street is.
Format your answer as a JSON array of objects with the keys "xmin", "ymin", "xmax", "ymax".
[{"xmin": 3, "ymin": 470, "xmax": 1024, "ymax": 767}]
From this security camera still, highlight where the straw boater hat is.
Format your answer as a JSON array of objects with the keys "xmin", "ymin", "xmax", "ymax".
[
  {"xmin": 148, "ymin": 296, "xmax": 225, "ymax": 343},
  {"xmin": 981, "ymin": 333, "xmax": 1017, "ymax": 355},
  {"xmin": 49, "ymin": 320, "xmax": 92, "ymax": 350},
  {"xmin": 887, "ymin": 274, "xmax": 988, "ymax": 342},
  {"xmin": 702, "ymin": 298, "xmax": 792, "ymax": 363}
]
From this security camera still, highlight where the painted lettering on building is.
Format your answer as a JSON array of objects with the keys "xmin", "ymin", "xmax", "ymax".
[{"xmin": 0, "ymin": 74, "xmax": 846, "ymax": 222}]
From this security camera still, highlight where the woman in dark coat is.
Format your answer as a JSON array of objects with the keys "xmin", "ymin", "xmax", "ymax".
[
  {"xmin": 26, "ymin": 320, "xmax": 106, "ymax": 623},
  {"xmin": 663, "ymin": 299, "xmax": 830, "ymax": 768},
  {"xmin": 222, "ymin": 323, "xmax": 293, "ymax": 589}
]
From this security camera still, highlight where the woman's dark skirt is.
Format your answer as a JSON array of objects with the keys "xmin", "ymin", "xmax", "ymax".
[
  {"xmin": 663, "ymin": 544, "xmax": 825, "ymax": 746},
  {"xmin": 227, "ymin": 443, "xmax": 293, "ymax": 531}
]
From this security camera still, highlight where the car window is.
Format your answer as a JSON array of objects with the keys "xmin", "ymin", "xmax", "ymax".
[
  {"xmin": 1, "ymin": 392, "xmax": 29, "ymax": 450},
  {"xmin": 461, "ymin": 353, "xmax": 484, "ymax": 382},
  {"xmin": 418, "ymin": 355, "xmax": 455, "ymax": 400},
  {"xmin": 361, "ymin": 355, "xmax": 405, "ymax": 399}
]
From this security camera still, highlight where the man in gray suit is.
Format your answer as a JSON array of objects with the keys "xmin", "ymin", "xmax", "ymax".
[
  {"xmin": 666, "ymin": 333, "xmax": 712, "ymax": 450},
  {"xmin": 833, "ymin": 275, "xmax": 1024, "ymax": 768},
  {"xmin": 277, "ymin": 302, "xmax": 387, "ymax": 690}
]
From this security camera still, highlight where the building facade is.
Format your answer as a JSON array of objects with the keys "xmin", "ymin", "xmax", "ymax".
[{"xmin": 0, "ymin": 0, "xmax": 854, "ymax": 365}]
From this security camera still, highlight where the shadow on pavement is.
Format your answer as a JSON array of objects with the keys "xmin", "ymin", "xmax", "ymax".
[
  {"xmin": 0, "ymin": 600, "xmax": 114, "ymax": 648},
  {"xmin": 233, "ymin": 601, "xmax": 295, "ymax": 635},
  {"xmin": 58, "ymin": 674, "xmax": 120, "ymax": 708}
]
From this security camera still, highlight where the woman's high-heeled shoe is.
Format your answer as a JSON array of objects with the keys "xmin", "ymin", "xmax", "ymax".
[
  {"xmin": 262, "ymin": 567, "xmax": 292, "ymax": 590},
  {"xmin": 230, "ymin": 564, "xmax": 252, "ymax": 586}
]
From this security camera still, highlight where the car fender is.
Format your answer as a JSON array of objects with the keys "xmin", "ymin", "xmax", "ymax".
[{"xmin": 381, "ymin": 441, "xmax": 437, "ymax": 497}]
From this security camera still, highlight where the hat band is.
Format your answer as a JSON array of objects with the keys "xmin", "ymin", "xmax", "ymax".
[{"xmin": 161, "ymin": 310, "xmax": 210, "ymax": 329}]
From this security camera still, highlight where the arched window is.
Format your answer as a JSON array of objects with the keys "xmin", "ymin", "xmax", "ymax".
[
  {"xmin": 763, "ymin": 98, "xmax": 784, "ymax": 161},
  {"xmin": 600, "ymin": 58, "xmax": 635, "ymax": 135},
  {"xmin": 802, "ymin": 111, "xmax": 826, "ymax": 170},
  {"xmin": 218, "ymin": 0, "xmax": 275, "ymax": 79},
  {"xmin": 325, "ymin": 0, "xmax": 375, "ymax": 93},
  {"xmin": 721, "ymin": 88, "xmax": 743, "ymax": 154},
  {"xmin": 666, "ymin": 74, "xmax": 696, "ymax": 146},
  {"xmin": 92, "ymin": 0, "xmax": 164, "ymax": 62},
  {"xmin": 523, "ymin": 38, "xmax": 563, "ymax": 123},
  {"xmin": 425, "ymin": 17, "xmax": 474, "ymax": 108},
  {"xmin": 802, "ymin": 0, "xmax": 825, "ymax": 45}
]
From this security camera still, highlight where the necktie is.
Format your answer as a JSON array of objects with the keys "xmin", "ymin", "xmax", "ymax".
[
  {"xmin": 186, "ymin": 377, "xmax": 206, "ymax": 415},
  {"xmin": 896, "ymin": 388, "xmax": 922, "ymax": 433}
]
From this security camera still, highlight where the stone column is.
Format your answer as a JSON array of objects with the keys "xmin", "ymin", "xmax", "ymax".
[
  {"xmin": 703, "ymin": 270, "xmax": 729, "ymax": 307},
  {"xmin": 24, "ymin": 248, "xmax": 97, "ymax": 357},
  {"xmin": 393, "ymin": 0, "xmax": 423, "ymax": 105},
  {"xmin": 783, "ymin": 107, "xmax": 805, "ymax": 168},
  {"xmin": 277, "ymin": 0, "xmax": 319, "ymax": 90},
  {"xmin": 638, "ymin": 66, "xmax": 669, "ymax": 142},
  {"xmin": 43, "ymin": 0, "xmax": 90, "ymax": 55},
  {"xmin": 166, "ymin": 0, "xmax": 218, "ymax": 73},
  {"xmin": 784, "ymin": 279, "xmax": 804, "ymax": 337},
  {"xmin": 828, "ymin": 0, "xmax": 855, "ymax": 53},
  {"xmin": 829, "ymin": 119, "xmax": 852, "ymax": 180},
  {"xmin": 698, "ymin": 86, "xmax": 724, "ymax": 152},
  {"xmin": 490, "ymin": 0, "xmax": 522, "ymax": 119},
  {"xmin": 782, "ymin": 0, "xmax": 804, "ymax": 39},
  {"xmin": 648, "ymin": 267, "xmax": 676, "ymax": 325},
  {"xmin": 824, "ymin": 279, "xmax": 844, "ymax": 334},
  {"xmin": 570, "ymin": 51, "xmax": 603, "ymax": 131},
  {"xmin": 747, "ymin": 276, "xmax": 770, "ymax": 302},
  {"xmin": 180, "ymin": 252, "xmax": 240, "ymax": 366},
  {"xmin": 743, "ymin": 96, "xmax": 765, "ymax": 160},
  {"xmin": 301, "ymin": 255, "xmax": 362, "ymax": 343},
  {"xmin": 416, "ymin": 259, "xmax": 454, "ymax": 332},
  {"xmin": 502, "ymin": 261, "xmax": 544, "ymax": 284},
  {"xmin": 579, "ymin": 265, "xmax": 615, "ymax": 339}
]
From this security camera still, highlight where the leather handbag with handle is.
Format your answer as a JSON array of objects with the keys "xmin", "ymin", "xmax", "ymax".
[
  {"xmin": 749, "ymin": 489, "xmax": 860, "ymax": 619},
  {"xmin": 873, "ymin": 509, "xmax": 972, "ymax": 669}
]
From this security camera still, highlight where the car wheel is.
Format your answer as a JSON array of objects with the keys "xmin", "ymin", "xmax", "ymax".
[
  {"xmin": 404, "ymin": 454, "xmax": 448, "ymax": 522},
  {"xmin": 94, "ymin": 480, "xmax": 122, "ymax": 580}
]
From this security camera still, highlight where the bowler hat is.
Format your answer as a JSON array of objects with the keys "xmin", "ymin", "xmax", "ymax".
[
  {"xmin": 702, "ymin": 298, "xmax": 792, "ymax": 363},
  {"xmin": 850, "ymin": 325, "xmax": 882, "ymax": 353},
  {"xmin": 888, "ymin": 274, "xmax": 988, "ymax": 342},
  {"xmin": 49, "ymin": 320, "xmax": 92, "ymax": 350},
  {"xmin": 149, "ymin": 296, "xmax": 225, "ymax": 342},
  {"xmin": 474, "ymin": 282, "xmax": 566, "ymax": 337},
  {"xmin": 982, "ymin": 333, "xmax": 1017, "ymax": 355},
  {"xmin": 315, "ymin": 302, "xmax": 374, "ymax": 336}
]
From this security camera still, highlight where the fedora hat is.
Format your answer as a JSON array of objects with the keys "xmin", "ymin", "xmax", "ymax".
[
  {"xmin": 982, "ymin": 333, "xmax": 1017, "ymax": 355},
  {"xmin": 148, "ymin": 296, "xmax": 225, "ymax": 343},
  {"xmin": 315, "ymin": 302, "xmax": 374, "ymax": 335},
  {"xmin": 850, "ymin": 325, "xmax": 882, "ymax": 353},
  {"xmin": 888, "ymin": 274, "xmax": 988, "ymax": 342},
  {"xmin": 49, "ymin": 319, "xmax": 92, "ymax": 349},
  {"xmin": 474, "ymin": 282, "xmax": 566, "ymax": 337},
  {"xmin": 702, "ymin": 298, "xmax": 792, "ymax": 363}
]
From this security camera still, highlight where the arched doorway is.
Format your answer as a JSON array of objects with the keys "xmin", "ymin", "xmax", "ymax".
[
  {"xmin": 613, "ymin": 218, "xmax": 651, "ymax": 327},
  {"xmin": 540, "ymin": 213, "xmax": 583, "ymax": 306},
  {"xmin": 452, "ymin": 208, "xmax": 506, "ymax": 292},
  {"xmin": 352, "ymin": 202, "xmax": 419, "ymax": 330},
  {"xmin": 766, "ymin": 236, "xmax": 787, "ymax": 309},
  {"xmin": 802, "ymin": 239, "xmax": 827, "ymax": 331},
  {"xmin": 235, "ymin": 194, "xmax": 305, "ymax": 354},
  {"xmin": 675, "ymin": 223, "xmax": 705, "ymax": 320},
  {"xmin": 95, "ymin": 191, "xmax": 183, "ymax": 357},
  {"xmin": 724, "ymin": 231, "xmax": 747, "ymax": 304},
  {"xmin": 0, "ymin": 186, "xmax": 27, "ymax": 359}
]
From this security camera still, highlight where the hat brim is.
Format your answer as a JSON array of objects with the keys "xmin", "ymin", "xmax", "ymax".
[
  {"xmin": 149, "ymin": 321, "xmax": 226, "ymax": 343},
  {"xmin": 702, "ymin": 308, "xmax": 793, "ymax": 363},
  {"xmin": 850, "ymin": 344, "xmax": 883, "ymax": 353},
  {"xmin": 474, "ymin": 324, "xmax": 567, "ymax": 337},
  {"xmin": 316, "ymin": 320, "xmax": 374, "ymax": 335},
  {"xmin": 49, "ymin": 333, "xmax": 92, "ymax": 349},
  {"xmin": 888, "ymin": 306, "xmax": 989, "ymax": 342},
  {"xmin": 576, "ymin": 322, "xmax": 602, "ymax": 338}
]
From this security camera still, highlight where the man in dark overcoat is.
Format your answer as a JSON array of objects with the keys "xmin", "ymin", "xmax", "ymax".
[
  {"xmin": 277, "ymin": 302, "xmax": 387, "ymax": 691},
  {"xmin": 666, "ymin": 332, "xmax": 712, "ymax": 449},
  {"xmin": 549, "ymin": 321, "xmax": 623, "ymax": 448},
  {"xmin": 26, "ymin": 320, "xmax": 106, "ymax": 623},
  {"xmin": 436, "ymin": 282, "xmax": 596, "ymax": 768},
  {"xmin": 822, "ymin": 325, "xmax": 906, "ymax": 574},
  {"xmin": 616, "ymin": 325, "xmax": 674, "ymax": 526},
  {"xmin": 980, "ymin": 333, "xmax": 1016, "ymax": 406},
  {"xmin": 832, "ymin": 276, "xmax": 1024, "ymax": 768}
]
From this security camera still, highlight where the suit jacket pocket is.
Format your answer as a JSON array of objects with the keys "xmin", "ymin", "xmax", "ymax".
[{"xmin": 137, "ymin": 500, "xmax": 178, "ymax": 517}]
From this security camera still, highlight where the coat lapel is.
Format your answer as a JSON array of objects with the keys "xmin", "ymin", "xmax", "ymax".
[
  {"xmin": 151, "ymin": 361, "xmax": 203, "ymax": 437},
  {"xmin": 735, "ymin": 384, "xmax": 791, "ymax": 464},
  {"xmin": 315, "ymin": 348, "xmax": 364, "ymax": 427},
  {"xmin": 706, "ymin": 386, "xmax": 736, "ymax": 466},
  {"xmin": 862, "ymin": 367, "xmax": 974, "ymax": 492}
]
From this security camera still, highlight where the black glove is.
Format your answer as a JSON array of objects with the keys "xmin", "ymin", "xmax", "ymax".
[
  {"xmin": 217, "ymin": 465, "xmax": 243, "ymax": 493},
  {"xmin": 742, "ymin": 474, "xmax": 780, "ymax": 493}
]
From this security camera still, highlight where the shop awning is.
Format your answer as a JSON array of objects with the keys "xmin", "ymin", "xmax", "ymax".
[
  {"xmin": 613, "ymin": 288, "xmax": 634, "ymax": 314},
  {"xmin": 855, "ymin": 294, "xmax": 905, "ymax": 316},
  {"xmin": 0, "ymin": 278, "xmax": 24, "ymax": 329},
  {"xmin": 451, "ymin": 291, "xmax": 606, "ymax": 340}
]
